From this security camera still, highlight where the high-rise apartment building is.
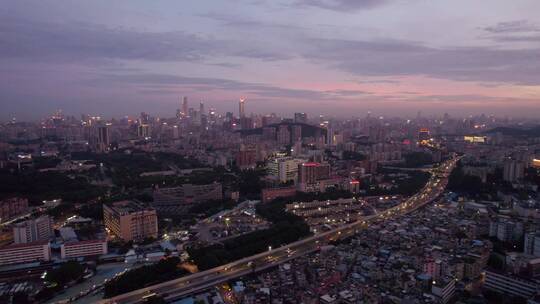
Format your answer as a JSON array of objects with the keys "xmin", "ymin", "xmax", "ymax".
[
  {"xmin": 94, "ymin": 124, "xmax": 110, "ymax": 153},
  {"xmin": 291, "ymin": 125, "xmax": 302, "ymax": 143},
  {"xmin": 297, "ymin": 162, "xmax": 331, "ymax": 192},
  {"xmin": 236, "ymin": 148, "xmax": 257, "ymax": 170},
  {"xmin": 137, "ymin": 124, "xmax": 151, "ymax": 138},
  {"xmin": 13, "ymin": 215, "xmax": 53, "ymax": 244},
  {"xmin": 524, "ymin": 232, "xmax": 540, "ymax": 257},
  {"xmin": 277, "ymin": 125, "xmax": 291, "ymax": 145},
  {"xmin": 489, "ymin": 218, "xmax": 523, "ymax": 243},
  {"xmin": 298, "ymin": 162, "xmax": 331, "ymax": 184},
  {"xmin": 267, "ymin": 157, "xmax": 306, "ymax": 183},
  {"xmin": 326, "ymin": 125, "xmax": 334, "ymax": 146},
  {"xmin": 103, "ymin": 201, "xmax": 158, "ymax": 242},
  {"xmin": 503, "ymin": 159, "xmax": 525, "ymax": 182}
]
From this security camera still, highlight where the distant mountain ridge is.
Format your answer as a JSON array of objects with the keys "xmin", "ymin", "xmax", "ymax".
[{"xmin": 237, "ymin": 122, "xmax": 326, "ymax": 138}]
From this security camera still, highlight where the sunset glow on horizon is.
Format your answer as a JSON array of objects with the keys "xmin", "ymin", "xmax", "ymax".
[{"xmin": 2, "ymin": 1, "xmax": 540, "ymax": 119}]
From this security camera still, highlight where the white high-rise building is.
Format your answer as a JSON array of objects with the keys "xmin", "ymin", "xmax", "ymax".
[
  {"xmin": 267, "ymin": 157, "xmax": 306, "ymax": 183},
  {"xmin": 13, "ymin": 215, "xmax": 53, "ymax": 244},
  {"xmin": 489, "ymin": 219, "xmax": 523, "ymax": 243},
  {"xmin": 524, "ymin": 232, "xmax": 540, "ymax": 257},
  {"xmin": 503, "ymin": 159, "xmax": 525, "ymax": 182}
]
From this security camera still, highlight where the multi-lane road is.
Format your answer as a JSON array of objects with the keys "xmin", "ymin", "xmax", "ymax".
[{"xmin": 101, "ymin": 156, "xmax": 460, "ymax": 304}]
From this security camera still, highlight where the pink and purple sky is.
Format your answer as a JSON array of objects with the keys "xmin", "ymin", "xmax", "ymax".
[{"xmin": 2, "ymin": 0, "xmax": 540, "ymax": 119}]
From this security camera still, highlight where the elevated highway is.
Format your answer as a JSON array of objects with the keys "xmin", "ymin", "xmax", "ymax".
[{"xmin": 102, "ymin": 156, "xmax": 460, "ymax": 304}]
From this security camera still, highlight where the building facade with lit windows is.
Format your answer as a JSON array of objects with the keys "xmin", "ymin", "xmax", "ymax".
[
  {"xmin": 483, "ymin": 270, "xmax": 539, "ymax": 299},
  {"xmin": 297, "ymin": 162, "xmax": 331, "ymax": 192},
  {"xmin": 61, "ymin": 239, "xmax": 108, "ymax": 259},
  {"xmin": 103, "ymin": 201, "xmax": 158, "ymax": 242},
  {"xmin": 152, "ymin": 183, "xmax": 223, "ymax": 214},
  {"xmin": 261, "ymin": 187, "xmax": 297, "ymax": 203},
  {"xmin": 0, "ymin": 241, "xmax": 51, "ymax": 265},
  {"xmin": 267, "ymin": 157, "xmax": 306, "ymax": 183}
]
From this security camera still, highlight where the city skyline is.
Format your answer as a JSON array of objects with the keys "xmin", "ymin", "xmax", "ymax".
[
  {"xmin": 2, "ymin": 1, "xmax": 540, "ymax": 119},
  {"xmin": 3, "ymin": 3, "xmax": 540, "ymax": 303}
]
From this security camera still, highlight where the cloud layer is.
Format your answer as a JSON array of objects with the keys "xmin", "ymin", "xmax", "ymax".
[
  {"xmin": 304, "ymin": 38, "xmax": 540, "ymax": 85},
  {"xmin": 1, "ymin": 1, "xmax": 540, "ymax": 119},
  {"xmin": 295, "ymin": 0, "xmax": 392, "ymax": 11}
]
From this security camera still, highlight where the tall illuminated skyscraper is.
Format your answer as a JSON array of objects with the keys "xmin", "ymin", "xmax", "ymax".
[
  {"xmin": 182, "ymin": 96, "xmax": 188, "ymax": 116},
  {"xmin": 239, "ymin": 98, "xmax": 246, "ymax": 118}
]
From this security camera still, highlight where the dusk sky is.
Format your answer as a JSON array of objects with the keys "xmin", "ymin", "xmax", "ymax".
[{"xmin": 2, "ymin": 0, "xmax": 540, "ymax": 120}]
